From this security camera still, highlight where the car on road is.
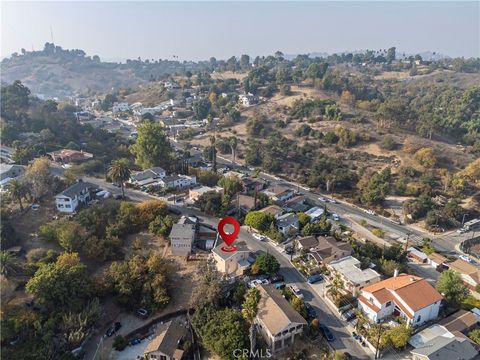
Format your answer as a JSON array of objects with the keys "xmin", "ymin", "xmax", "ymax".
[
  {"xmin": 252, "ymin": 233, "xmax": 266, "ymax": 241},
  {"xmin": 274, "ymin": 282, "xmax": 286, "ymax": 290},
  {"xmin": 105, "ymin": 322, "xmax": 122, "ymax": 337},
  {"xmin": 319, "ymin": 324, "xmax": 335, "ymax": 341},
  {"xmin": 364, "ymin": 209, "xmax": 376, "ymax": 215},
  {"xmin": 136, "ymin": 308, "xmax": 149, "ymax": 318},
  {"xmin": 331, "ymin": 213, "xmax": 340, "ymax": 221},
  {"xmin": 327, "ymin": 198, "xmax": 337, "ymax": 204},
  {"xmin": 307, "ymin": 274, "xmax": 324, "ymax": 284},
  {"xmin": 457, "ymin": 227, "xmax": 468, "ymax": 234},
  {"xmin": 269, "ymin": 274, "xmax": 285, "ymax": 283},
  {"xmin": 341, "ymin": 310, "xmax": 357, "ymax": 322},
  {"xmin": 289, "ymin": 284, "xmax": 304, "ymax": 299},
  {"xmin": 460, "ymin": 255, "xmax": 473, "ymax": 263},
  {"xmin": 318, "ymin": 196, "xmax": 327, "ymax": 202},
  {"xmin": 305, "ymin": 303, "xmax": 317, "ymax": 318}
]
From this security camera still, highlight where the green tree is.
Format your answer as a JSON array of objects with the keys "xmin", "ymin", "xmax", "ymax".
[
  {"xmin": 386, "ymin": 324, "xmax": 412, "ymax": 349},
  {"xmin": 26, "ymin": 252, "xmax": 91, "ymax": 310},
  {"xmin": 297, "ymin": 213, "xmax": 311, "ymax": 230},
  {"xmin": 242, "ymin": 288, "xmax": 260, "ymax": 355},
  {"xmin": 108, "ymin": 158, "xmax": 130, "ymax": 199},
  {"xmin": 8, "ymin": 179, "xmax": 26, "ymax": 210},
  {"xmin": 148, "ymin": 215, "xmax": 173, "ymax": 237},
  {"xmin": 229, "ymin": 136, "xmax": 238, "ymax": 164},
  {"xmin": 244, "ymin": 211, "xmax": 274, "ymax": 233},
  {"xmin": 290, "ymin": 297, "xmax": 308, "ymax": 318},
  {"xmin": 25, "ymin": 157, "xmax": 53, "ymax": 201},
  {"xmin": 0, "ymin": 251, "xmax": 21, "ymax": 277},
  {"xmin": 436, "ymin": 269, "xmax": 469, "ymax": 306},
  {"xmin": 195, "ymin": 191, "xmax": 223, "ymax": 216},
  {"xmin": 360, "ymin": 168, "xmax": 391, "ymax": 206},
  {"xmin": 468, "ymin": 328, "xmax": 480, "ymax": 344},
  {"xmin": 301, "ymin": 214, "xmax": 331, "ymax": 236},
  {"xmin": 255, "ymin": 253, "xmax": 280, "ymax": 275},
  {"xmin": 130, "ymin": 121, "xmax": 172, "ymax": 170},
  {"xmin": 218, "ymin": 176, "xmax": 243, "ymax": 197}
]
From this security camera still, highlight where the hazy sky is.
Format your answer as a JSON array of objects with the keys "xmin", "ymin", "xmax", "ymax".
[{"xmin": 2, "ymin": 1, "xmax": 479, "ymax": 61}]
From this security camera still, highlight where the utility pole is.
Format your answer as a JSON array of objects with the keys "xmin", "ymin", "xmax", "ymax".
[
  {"xmin": 404, "ymin": 232, "xmax": 411, "ymax": 252},
  {"xmin": 375, "ymin": 323, "xmax": 384, "ymax": 359}
]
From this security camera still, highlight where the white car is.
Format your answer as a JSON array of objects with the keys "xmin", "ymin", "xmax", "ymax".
[
  {"xmin": 457, "ymin": 228, "xmax": 468, "ymax": 234},
  {"xmin": 252, "ymin": 233, "xmax": 266, "ymax": 241},
  {"xmin": 249, "ymin": 279, "xmax": 269, "ymax": 288},
  {"xmin": 459, "ymin": 255, "xmax": 472, "ymax": 263},
  {"xmin": 318, "ymin": 196, "xmax": 327, "ymax": 202},
  {"xmin": 364, "ymin": 209, "xmax": 376, "ymax": 215},
  {"xmin": 332, "ymin": 214, "xmax": 340, "ymax": 221},
  {"xmin": 289, "ymin": 285, "xmax": 304, "ymax": 299},
  {"xmin": 327, "ymin": 198, "xmax": 337, "ymax": 204}
]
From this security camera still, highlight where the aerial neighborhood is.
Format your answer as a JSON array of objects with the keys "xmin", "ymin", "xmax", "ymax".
[{"xmin": 1, "ymin": 4, "xmax": 480, "ymax": 359}]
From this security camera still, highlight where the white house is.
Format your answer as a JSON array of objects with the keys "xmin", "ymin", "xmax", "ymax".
[
  {"xmin": 129, "ymin": 167, "xmax": 166, "ymax": 187},
  {"xmin": 276, "ymin": 213, "xmax": 299, "ymax": 236},
  {"xmin": 112, "ymin": 102, "xmax": 130, "ymax": 113},
  {"xmin": 0, "ymin": 164, "xmax": 25, "ymax": 188},
  {"xmin": 169, "ymin": 223, "xmax": 195, "ymax": 256},
  {"xmin": 304, "ymin": 206, "xmax": 325, "ymax": 222},
  {"xmin": 159, "ymin": 175, "xmax": 196, "ymax": 189},
  {"xmin": 211, "ymin": 241, "xmax": 251, "ymax": 276},
  {"xmin": 55, "ymin": 180, "xmax": 93, "ymax": 213},
  {"xmin": 239, "ymin": 94, "xmax": 259, "ymax": 107},
  {"xmin": 358, "ymin": 274, "xmax": 443, "ymax": 327},
  {"xmin": 328, "ymin": 256, "xmax": 382, "ymax": 294},
  {"xmin": 255, "ymin": 284, "xmax": 307, "ymax": 353}
]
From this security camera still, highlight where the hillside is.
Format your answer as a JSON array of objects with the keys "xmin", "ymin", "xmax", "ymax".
[{"xmin": 1, "ymin": 43, "xmax": 208, "ymax": 98}]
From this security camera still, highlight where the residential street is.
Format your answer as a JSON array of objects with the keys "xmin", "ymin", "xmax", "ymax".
[{"xmin": 84, "ymin": 177, "xmax": 372, "ymax": 359}]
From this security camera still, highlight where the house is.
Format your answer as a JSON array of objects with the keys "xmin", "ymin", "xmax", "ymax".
[
  {"xmin": 308, "ymin": 236, "xmax": 352, "ymax": 266},
  {"xmin": 223, "ymin": 171, "xmax": 246, "ymax": 180},
  {"xmin": 239, "ymin": 94, "xmax": 259, "ymax": 107},
  {"xmin": 130, "ymin": 167, "xmax": 166, "ymax": 186},
  {"xmin": 231, "ymin": 194, "xmax": 257, "ymax": 214},
  {"xmin": 427, "ymin": 252, "xmax": 447, "ymax": 270},
  {"xmin": 169, "ymin": 224, "xmax": 195, "ymax": 256},
  {"xmin": 447, "ymin": 259, "xmax": 480, "ymax": 291},
  {"xmin": 255, "ymin": 284, "xmax": 307, "ymax": 353},
  {"xmin": 410, "ymin": 336, "xmax": 478, "ymax": 360},
  {"xmin": 112, "ymin": 102, "xmax": 130, "ymax": 113},
  {"xmin": 159, "ymin": 175, "xmax": 196, "ymax": 189},
  {"xmin": 211, "ymin": 241, "xmax": 251, "ymax": 276},
  {"xmin": 188, "ymin": 185, "xmax": 223, "ymax": 202},
  {"xmin": 48, "ymin": 149, "xmax": 93, "ymax": 164},
  {"xmin": 276, "ymin": 213, "xmax": 299, "ymax": 236},
  {"xmin": 143, "ymin": 319, "xmax": 190, "ymax": 360},
  {"xmin": 55, "ymin": 180, "xmax": 93, "ymax": 213},
  {"xmin": 438, "ymin": 309, "xmax": 479, "ymax": 334},
  {"xmin": 304, "ymin": 206, "xmax": 325, "ymax": 222},
  {"xmin": 0, "ymin": 164, "xmax": 25, "ymax": 187},
  {"xmin": 296, "ymin": 236, "xmax": 319, "ymax": 251},
  {"xmin": 259, "ymin": 205, "xmax": 283, "ymax": 218},
  {"xmin": 263, "ymin": 186, "xmax": 295, "ymax": 202},
  {"xmin": 357, "ymin": 274, "xmax": 443, "ymax": 327},
  {"xmin": 328, "ymin": 256, "xmax": 381, "ymax": 294},
  {"xmin": 282, "ymin": 196, "xmax": 310, "ymax": 213},
  {"xmin": 408, "ymin": 247, "xmax": 428, "ymax": 263},
  {"xmin": 196, "ymin": 224, "xmax": 217, "ymax": 251},
  {"xmin": 242, "ymin": 177, "xmax": 266, "ymax": 192},
  {"xmin": 0, "ymin": 145, "xmax": 15, "ymax": 164}
]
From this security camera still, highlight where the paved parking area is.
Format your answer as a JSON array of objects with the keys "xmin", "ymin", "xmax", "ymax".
[{"xmin": 407, "ymin": 261, "xmax": 440, "ymax": 284}]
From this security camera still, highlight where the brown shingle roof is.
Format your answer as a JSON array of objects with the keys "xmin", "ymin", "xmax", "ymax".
[
  {"xmin": 438, "ymin": 310, "xmax": 479, "ymax": 333},
  {"xmin": 448, "ymin": 259, "xmax": 480, "ymax": 284},
  {"xmin": 297, "ymin": 236, "xmax": 319, "ymax": 249},
  {"xmin": 259, "ymin": 205, "xmax": 283, "ymax": 217},
  {"xmin": 144, "ymin": 320, "xmax": 188, "ymax": 357},
  {"xmin": 256, "ymin": 284, "xmax": 307, "ymax": 335}
]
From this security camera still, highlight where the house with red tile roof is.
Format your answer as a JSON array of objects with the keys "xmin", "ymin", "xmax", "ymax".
[{"xmin": 358, "ymin": 274, "xmax": 443, "ymax": 327}]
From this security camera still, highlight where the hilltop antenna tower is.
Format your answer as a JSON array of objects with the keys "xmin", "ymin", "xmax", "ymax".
[{"xmin": 50, "ymin": 25, "xmax": 55, "ymax": 45}]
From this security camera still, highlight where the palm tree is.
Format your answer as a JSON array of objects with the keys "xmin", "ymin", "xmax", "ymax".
[
  {"xmin": 242, "ymin": 288, "xmax": 261, "ymax": 356},
  {"xmin": 210, "ymin": 135, "xmax": 217, "ymax": 173},
  {"xmin": 229, "ymin": 136, "xmax": 238, "ymax": 165},
  {"xmin": 108, "ymin": 158, "xmax": 131, "ymax": 199},
  {"xmin": 9, "ymin": 179, "xmax": 25, "ymax": 210},
  {"xmin": 0, "ymin": 251, "xmax": 20, "ymax": 277}
]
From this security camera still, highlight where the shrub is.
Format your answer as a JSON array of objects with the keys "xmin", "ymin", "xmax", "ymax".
[
  {"xmin": 113, "ymin": 335, "xmax": 127, "ymax": 351},
  {"xmin": 372, "ymin": 228, "xmax": 385, "ymax": 238}
]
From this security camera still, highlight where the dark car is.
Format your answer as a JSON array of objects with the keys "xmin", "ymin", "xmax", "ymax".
[
  {"xmin": 105, "ymin": 322, "xmax": 122, "ymax": 337},
  {"xmin": 319, "ymin": 324, "xmax": 335, "ymax": 341},
  {"xmin": 168, "ymin": 207, "xmax": 182, "ymax": 215},
  {"xmin": 341, "ymin": 310, "xmax": 357, "ymax": 322},
  {"xmin": 307, "ymin": 274, "xmax": 323, "ymax": 284},
  {"xmin": 305, "ymin": 303, "xmax": 317, "ymax": 318},
  {"xmin": 136, "ymin": 308, "xmax": 149, "ymax": 318},
  {"xmin": 269, "ymin": 274, "xmax": 285, "ymax": 283}
]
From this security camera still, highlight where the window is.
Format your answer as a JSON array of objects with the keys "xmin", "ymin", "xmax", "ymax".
[
  {"xmin": 416, "ymin": 315, "xmax": 421, "ymax": 323},
  {"xmin": 65, "ymin": 204, "xmax": 71, "ymax": 208},
  {"xmin": 385, "ymin": 301, "xmax": 392, "ymax": 307}
]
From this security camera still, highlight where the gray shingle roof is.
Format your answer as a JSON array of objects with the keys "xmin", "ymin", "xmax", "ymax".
[
  {"xmin": 411, "ymin": 336, "xmax": 478, "ymax": 359},
  {"xmin": 56, "ymin": 181, "xmax": 94, "ymax": 198}
]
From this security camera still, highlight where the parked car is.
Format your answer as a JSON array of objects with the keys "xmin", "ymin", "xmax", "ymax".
[
  {"xmin": 341, "ymin": 310, "xmax": 356, "ymax": 322},
  {"xmin": 457, "ymin": 228, "xmax": 468, "ymax": 234},
  {"xmin": 460, "ymin": 255, "xmax": 473, "ymax": 263},
  {"xmin": 305, "ymin": 303, "xmax": 317, "ymax": 318},
  {"xmin": 136, "ymin": 308, "xmax": 149, "ymax": 318},
  {"xmin": 307, "ymin": 274, "xmax": 323, "ymax": 284},
  {"xmin": 105, "ymin": 322, "xmax": 122, "ymax": 337},
  {"xmin": 331, "ymin": 213, "xmax": 340, "ymax": 221},
  {"xmin": 252, "ymin": 233, "xmax": 266, "ymax": 241},
  {"xmin": 319, "ymin": 324, "xmax": 335, "ymax": 341},
  {"xmin": 274, "ymin": 282, "xmax": 286, "ymax": 290},
  {"xmin": 327, "ymin": 198, "xmax": 337, "ymax": 204},
  {"xmin": 318, "ymin": 197, "xmax": 327, "ymax": 202},
  {"xmin": 249, "ymin": 279, "xmax": 269, "ymax": 288},
  {"xmin": 289, "ymin": 285, "xmax": 304, "ymax": 299},
  {"xmin": 284, "ymin": 246, "xmax": 294, "ymax": 255},
  {"xmin": 269, "ymin": 274, "xmax": 285, "ymax": 283},
  {"xmin": 364, "ymin": 209, "xmax": 376, "ymax": 215}
]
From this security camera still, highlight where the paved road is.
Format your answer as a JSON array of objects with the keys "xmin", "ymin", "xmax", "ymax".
[{"xmin": 83, "ymin": 177, "xmax": 371, "ymax": 359}]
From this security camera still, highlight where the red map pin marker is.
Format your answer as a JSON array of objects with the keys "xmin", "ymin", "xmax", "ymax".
[{"xmin": 218, "ymin": 216, "xmax": 240, "ymax": 253}]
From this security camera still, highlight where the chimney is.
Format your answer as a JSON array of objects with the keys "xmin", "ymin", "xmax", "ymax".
[{"xmin": 393, "ymin": 269, "xmax": 399, "ymax": 277}]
